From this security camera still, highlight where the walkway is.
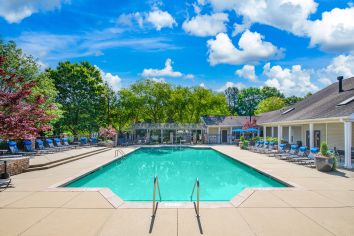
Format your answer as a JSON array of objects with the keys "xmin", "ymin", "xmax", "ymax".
[{"xmin": 0, "ymin": 145, "xmax": 353, "ymax": 235}]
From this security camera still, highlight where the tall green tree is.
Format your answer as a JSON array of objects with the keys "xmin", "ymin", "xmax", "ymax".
[
  {"xmin": 224, "ymin": 87, "xmax": 239, "ymax": 115},
  {"xmin": 255, "ymin": 96, "xmax": 286, "ymax": 114},
  {"xmin": 48, "ymin": 61, "xmax": 107, "ymax": 135}
]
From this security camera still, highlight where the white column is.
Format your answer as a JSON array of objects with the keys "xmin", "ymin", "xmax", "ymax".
[
  {"xmin": 271, "ymin": 127, "xmax": 274, "ymax": 137},
  {"xmin": 288, "ymin": 126, "xmax": 292, "ymax": 144},
  {"xmin": 278, "ymin": 125, "xmax": 282, "ymax": 146},
  {"xmin": 229, "ymin": 127, "xmax": 233, "ymax": 144},
  {"xmin": 263, "ymin": 126, "xmax": 267, "ymax": 141},
  {"xmin": 325, "ymin": 123, "xmax": 328, "ymax": 144},
  {"xmin": 218, "ymin": 127, "xmax": 221, "ymax": 144},
  {"xmin": 257, "ymin": 129, "xmax": 260, "ymax": 137},
  {"xmin": 344, "ymin": 121, "xmax": 352, "ymax": 168},
  {"xmin": 309, "ymin": 123, "xmax": 314, "ymax": 148}
]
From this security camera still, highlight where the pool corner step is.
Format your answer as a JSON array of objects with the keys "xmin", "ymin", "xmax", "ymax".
[{"xmin": 25, "ymin": 148, "xmax": 111, "ymax": 172}]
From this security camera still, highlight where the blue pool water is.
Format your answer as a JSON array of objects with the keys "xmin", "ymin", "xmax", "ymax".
[{"xmin": 66, "ymin": 147, "xmax": 286, "ymax": 201}]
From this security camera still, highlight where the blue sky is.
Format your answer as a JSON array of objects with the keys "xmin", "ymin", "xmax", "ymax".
[{"xmin": 1, "ymin": 0, "xmax": 354, "ymax": 96}]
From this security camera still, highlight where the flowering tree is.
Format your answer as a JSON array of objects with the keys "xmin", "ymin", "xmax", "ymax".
[
  {"xmin": 242, "ymin": 117, "xmax": 257, "ymax": 129},
  {"xmin": 99, "ymin": 126, "xmax": 117, "ymax": 140},
  {"xmin": 0, "ymin": 56, "xmax": 56, "ymax": 140}
]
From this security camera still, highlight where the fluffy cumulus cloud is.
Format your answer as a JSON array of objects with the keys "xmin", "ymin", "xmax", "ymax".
[
  {"xmin": 117, "ymin": 12, "xmax": 144, "ymax": 28},
  {"xmin": 0, "ymin": 0, "xmax": 70, "ymax": 23},
  {"xmin": 142, "ymin": 58, "xmax": 183, "ymax": 77},
  {"xmin": 316, "ymin": 54, "xmax": 354, "ymax": 85},
  {"xmin": 305, "ymin": 7, "xmax": 354, "ymax": 52},
  {"xmin": 204, "ymin": 0, "xmax": 317, "ymax": 35},
  {"xmin": 207, "ymin": 30, "xmax": 283, "ymax": 65},
  {"xmin": 218, "ymin": 81, "xmax": 246, "ymax": 92},
  {"xmin": 95, "ymin": 66, "xmax": 122, "ymax": 91},
  {"xmin": 146, "ymin": 8, "xmax": 177, "ymax": 31},
  {"xmin": 235, "ymin": 65, "xmax": 257, "ymax": 81},
  {"xmin": 182, "ymin": 13, "xmax": 229, "ymax": 37},
  {"xmin": 263, "ymin": 63, "xmax": 318, "ymax": 96}
]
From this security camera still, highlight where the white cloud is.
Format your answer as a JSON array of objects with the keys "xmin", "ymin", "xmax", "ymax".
[
  {"xmin": 96, "ymin": 66, "xmax": 122, "ymax": 91},
  {"xmin": 0, "ymin": 0, "xmax": 70, "ymax": 23},
  {"xmin": 305, "ymin": 7, "xmax": 354, "ymax": 52},
  {"xmin": 14, "ymin": 31, "xmax": 179, "ymax": 65},
  {"xmin": 204, "ymin": 0, "xmax": 317, "ymax": 35},
  {"xmin": 117, "ymin": 12, "xmax": 144, "ymax": 28},
  {"xmin": 199, "ymin": 83, "xmax": 206, "ymax": 88},
  {"xmin": 146, "ymin": 9, "xmax": 176, "ymax": 30},
  {"xmin": 263, "ymin": 63, "xmax": 318, "ymax": 96},
  {"xmin": 218, "ymin": 81, "xmax": 245, "ymax": 92},
  {"xmin": 185, "ymin": 74, "xmax": 195, "ymax": 79},
  {"xmin": 316, "ymin": 54, "xmax": 354, "ymax": 85},
  {"xmin": 142, "ymin": 58, "xmax": 183, "ymax": 77},
  {"xmin": 207, "ymin": 31, "xmax": 283, "ymax": 65},
  {"xmin": 235, "ymin": 65, "xmax": 257, "ymax": 81},
  {"xmin": 182, "ymin": 13, "xmax": 228, "ymax": 37}
]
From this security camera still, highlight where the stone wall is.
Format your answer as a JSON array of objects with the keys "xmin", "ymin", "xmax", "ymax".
[{"xmin": 0, "ymin": 157, "xmax": 30, "ymax": 176}]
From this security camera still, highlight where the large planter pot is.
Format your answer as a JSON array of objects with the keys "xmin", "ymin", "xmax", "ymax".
[
  {"xmin": 315, "ymin": 156, "xmax": 334, "ymax": 172},
  {"xmin": 238, "ymin": 141, "xmax": 243, "ymax": 148}
]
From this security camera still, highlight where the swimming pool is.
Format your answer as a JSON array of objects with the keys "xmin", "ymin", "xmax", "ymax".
[{"xmin": 66, "ymin": 147, "xmax": 286, "ymax": 201}]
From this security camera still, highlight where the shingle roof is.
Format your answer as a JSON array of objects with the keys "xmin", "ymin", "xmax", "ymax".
[
  {"xmin": 201, "ymin": 116, "xmax": 249, "ymax": 126},
  {"xmin": 257, "ymin": 77, "xmax": 354, "ymax": 124}
]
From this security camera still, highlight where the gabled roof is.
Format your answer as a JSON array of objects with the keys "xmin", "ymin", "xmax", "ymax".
[
  {"xmin": 201, "ymin": 116, "xmax": 249, "ymax": 126},
  {"xmin": 257, "ymin": 77, "xmax": 354, "ymax": 124}
]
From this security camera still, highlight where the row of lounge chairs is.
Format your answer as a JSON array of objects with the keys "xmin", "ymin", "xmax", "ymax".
[
  {"xmin": 3, "ymin": 137, "xmax": 98, "ymax": 158},
  {"xmin": 249, "ymin": 141, "xmax": 320, "ymax": 168}
]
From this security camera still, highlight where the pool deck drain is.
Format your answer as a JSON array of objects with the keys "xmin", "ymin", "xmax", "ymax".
[{"xmin": 1, "ymin": 145, "xmax": 354, "ymax": 235}]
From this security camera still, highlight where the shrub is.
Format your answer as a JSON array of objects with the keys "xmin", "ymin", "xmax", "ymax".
[
  {"xmin": 242, "ymin": 140, "xmax": 249, "ymax": 149},
  {"xmin": 320, "ymin": 142, "xmax": 329, "ymax": 156},
  {"xmin": 240, "ymin": 136, "xmax": 245, "ymax": 142}
]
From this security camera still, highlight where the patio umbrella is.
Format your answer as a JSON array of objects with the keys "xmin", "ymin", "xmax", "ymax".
[
  {"xmin": 246, "ymin": 128, "xmax": 259, "ymax": 132},
  {"xmin": 232, "ymin": 129, "xmax": 244, "ymax": 132}
]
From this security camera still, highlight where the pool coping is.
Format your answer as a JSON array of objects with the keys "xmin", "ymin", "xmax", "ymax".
[{"xmin": 48, "ymin": 145, "xmax": 301, "ymax": 209}]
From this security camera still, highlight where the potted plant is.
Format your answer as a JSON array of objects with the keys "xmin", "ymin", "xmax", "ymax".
[
  {"xmin": 314, "ymin": 142, "xmax": 335, "ymax": 172},
  {"xmin": 239, "ymin": 136, "xmax": 245, "ymax": 148},
  {"xmin": 241, "ymin": 140, "xmax": 249, "ymax": 150}
]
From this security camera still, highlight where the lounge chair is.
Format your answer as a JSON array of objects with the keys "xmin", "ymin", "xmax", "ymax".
[
  {"xmin": 263, "ymin": 142, "xmax": 275, "ymax": 154},
  {"xmin": 36, "ymin": 139, "xmax": 55, "ymax": 153},
  {"xmin": 250, "ymin": 141, "xmax": 260, "ymax": 151},
  {"xmin": 268, "ymin": 144, "xmax": 287, "ymax": 156},
  {"xmin": 298, "ymin": 148, "xmax": 319, "ymax": 167},
  {"xmin": 80, "ymin": 137, "xmax": 90, "ymax": 146},
  {"xmin": 46, "ymin": 139, "xmax": 64, "ymax": 151},
  {"xmin": 23, "ymin": 140, "xmax": 47, "ymax": 155},
  {"xmin": 55, "ymin": 138, "xmax": 72, "ymax": 150},
  {"xmin": 277, "ymin": 145, "xmax": 298, "ymax": 160},
  {"xmin": 8, "ymin": 141, "xmax": 35, "ymax": 156},
  {"xmin": 61, "ymin": 138, "xmax": 78, "ymax": 149},
  {"xmin": 258, "ymin": 141, "xmax": 269, "ymax": 153},
  {"xmin": 287, "ymin": 146, "xmax": 307, "ymax": 162},
  {"xmin": 90, "ymin": 137, "xmax": 98, "ymax": 145},
  {"xmin": 254, "ymin": 141, "xmax": 264, "ymax": 152}
]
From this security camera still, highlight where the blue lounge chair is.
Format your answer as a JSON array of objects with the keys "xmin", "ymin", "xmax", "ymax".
[
  {"xmin": 61, "ymin": 138, "xmax": 78, "ymax": 149},
  {"xmin": 80, "ymin": 137, "xmax": 90, "ymax": 147},
  {"xmin": 36, "ymin": 139, "xmax": 55, "ymax": 153},
  {"xmin": 46, "ymin": 139, "xmax": 63, "ymax": 151},
  {"xmin": 8, "ymin": 141, "xmax": 34, "ymax": 156},
  {"xmin": 254, "ymin": 141, "xmax": 264, "ymax": 152},
  {"xmin": 277, "ymin": 145, "xmax": 298, "ymax": 159},
  {"xmin": 90, "ymin": 137, "xmax": 98, "ymax": 145},
  {"xmin": 53, "ymin": 138, "xmax": 70, "ymax": 150},
  {"xmin": 263, "ymin": 142, "xmax": 275, "ymax": 154},
  {"xmin": 269, "ymin": 144, "xmax": 287, "ymax": 156},
  {"xmin": 298, "ymin": 147, "xmax": 319, "ymax": 167},
  {"xmin": 287, "ymin": 146, "xmax": 307, "ymax": 162},
  {"xmin": 258, "ymin": 141, "xmax": 269, "ymax": 153},
  {"xmin": 23, "ymin": 140, "xmax": 46, "ymax": 155},
  {"xmin": 250, "ymin": 141, "xmax": 260, "ymax": 152}
]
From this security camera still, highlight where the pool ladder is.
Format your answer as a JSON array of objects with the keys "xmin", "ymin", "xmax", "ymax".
[
  {"xmin": 190, "ymin": 178, "xmax": 200, "ymax": 217},
  {"xmin": 152, "ymin": 176, "xmax": 161, "ymax": 217},
  {"xmin": 114, "ymin": 149, "xmax": 125, "ymax": 157}
]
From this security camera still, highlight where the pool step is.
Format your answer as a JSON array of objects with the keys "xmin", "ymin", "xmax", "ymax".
[{"xmin": 25, "ymin": 148, "xmax": 111, "ymax": 172}]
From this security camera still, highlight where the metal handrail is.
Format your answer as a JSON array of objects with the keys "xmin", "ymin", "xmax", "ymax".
[
  {"xmin": 190, "ymin": 178, "xmax": 200, "ymax": 217},
  {"xmin": 152, "ymin": 176, "xmax": 161, "ymax": 217},
  {"xmin": 115, "ymin": 149, "xmax": 125, "ymax": 157}
]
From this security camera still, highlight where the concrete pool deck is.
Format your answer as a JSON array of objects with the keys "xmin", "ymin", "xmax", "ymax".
[{"xmin": 1, "ymin": 145, "xmax": 354, "ymax": 235}]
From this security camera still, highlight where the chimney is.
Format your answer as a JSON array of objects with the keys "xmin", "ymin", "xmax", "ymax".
[{"xmin": 337, "ymin": 76, "xmax": 344, "ymax": 93}]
